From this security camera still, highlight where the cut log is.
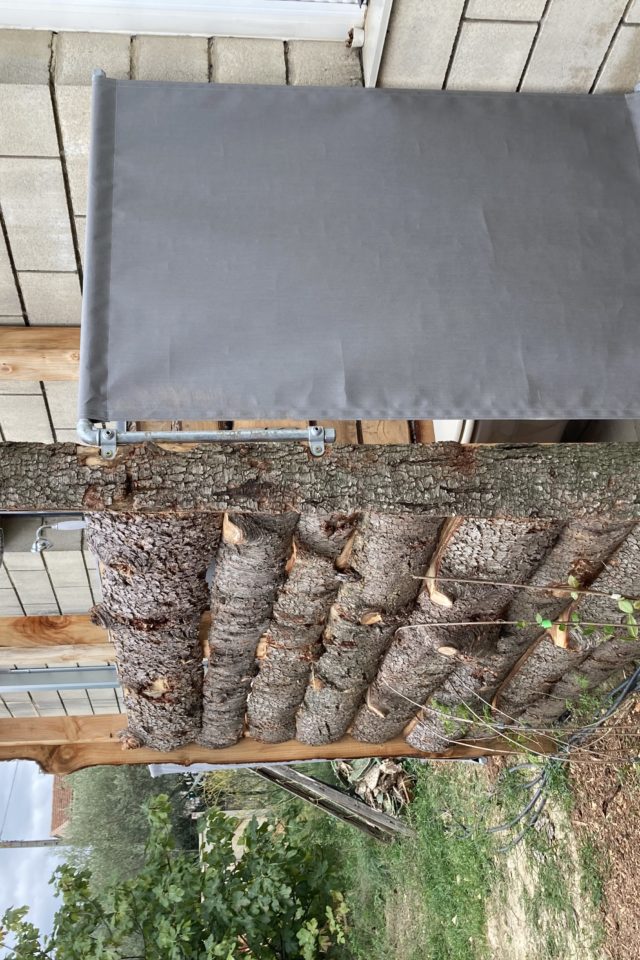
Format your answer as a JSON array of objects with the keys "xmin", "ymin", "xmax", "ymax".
[
  {"xmin": 295, "ymin": 514, "xmax": 443, "ymax": 744},
  {"xmin": 85, "ymin": 513, "xmax": 221, "ymax": 749},
  {"xmin": 444, "ymin": 519, "xmax": 636, "ymax": 736},
  {"xmin": 246, "ymin": 513, "xmax": 358, "ymax": 743},
  {"xmin": 352, "ymin": 518, "xmax": 560, "ymax": 748},
  {"xmin": 85, "ymin": 512, "xmax": 219, "ymax": 621},
  {"xmin": 498, "ymin": 525, "xmax": 640, "ymax": 724},
  {"xmin": 198, "ymin": 513, "xmax": 298, "ymax": 748},
  {"xmin": 3, "ymin": 443, "xmax": 640, "ymax": 520}
]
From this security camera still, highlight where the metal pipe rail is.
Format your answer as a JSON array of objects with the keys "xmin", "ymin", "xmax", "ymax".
[{"xmin": 77, "ymin": 419, "xmax": 335, "ymax": 459}]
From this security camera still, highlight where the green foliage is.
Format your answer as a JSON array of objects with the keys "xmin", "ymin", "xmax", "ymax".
[
  {"xmin": 63, "ymin": 765, "xmax": 197, "ymax": 892},
  {"xmin": 1, "ymin": 796, "xmax": 348, "ymax": 960}
]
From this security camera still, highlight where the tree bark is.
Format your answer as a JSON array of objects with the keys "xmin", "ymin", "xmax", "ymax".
[
  {"xmin": 85, "ymin": 513, "xmax": 220, "ymax": 750},
  {"xmin": 498, "ymin": 525, "xmax": 640, "ymax": 724},
  {"xmin": 246, "ymin": 513, "xmax": 358, "ymax": 743},
  {"xmin": 2, "ymin": 442, "xmax": 640, "ymax": 520},
  {"xmin": 295, "ymin": 514, "xmax": 443, "ymax": 745},
  {"xmin": 352, "ymin": 518, "xmax": 559, "ymax": 748},
  {"xmin": 198, "ymin": 513, "xmax": 298, "ymax": 748}
]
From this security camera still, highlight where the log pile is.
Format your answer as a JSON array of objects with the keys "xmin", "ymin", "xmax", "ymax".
[{"xmin": 84, "ymin": 509, "xmax": 640, "ymax": 754}]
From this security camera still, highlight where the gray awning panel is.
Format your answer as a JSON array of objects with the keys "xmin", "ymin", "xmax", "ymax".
[{"xmin": 79, "ymin": 77, "xmax": 640, "ymax": 422}]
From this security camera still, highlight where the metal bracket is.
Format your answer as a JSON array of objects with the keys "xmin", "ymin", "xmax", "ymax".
[
  {"xmin": 99, "ymin": 427, "xmax": 117, "ymax": 460},
  {"xmin": 308, "ymin": 425, "xmax": 326, "ymax": 457},
  {"xmin": 77, "ymin": 420, "xmax": 335, "ymax": 458}
]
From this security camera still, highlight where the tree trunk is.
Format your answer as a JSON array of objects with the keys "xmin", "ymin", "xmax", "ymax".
[
  {"xmin": 198, "ymin": 513, "xmax": 298, "ymax": 748},
  {"xmin": 295, "ymin": 514, "xmax": 443, "ymax": 745},
  {"xmin": 2, "ymin": 442, "xmax": 640, "ymax": 520},
  {"xmin": 246, "ymin": 513, "xmax": 358, "ymax": 743},
  {"xmin": 352, "ymin": 518, "xmax": 559, "ymax": 748},
  {"xmin": 85, "ymin": 513, "xmax": 220, "ymax": 750}
]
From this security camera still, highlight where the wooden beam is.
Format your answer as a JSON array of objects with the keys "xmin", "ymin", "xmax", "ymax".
[
  {"xmin": 0, "ymin": 729, "xmax": 556, "ymax": 775},
  {"xmin": 0, "ymin": 613, "xmax": 210, "ymax": 666},
  {"xmin": 0, "ymin": 327, "xmax": 80, "ymax": 381},
  {"xmin": 0, "ymin": 614, "xmax": 111, "ymax": 667},
  {"xmin": 0, "ymin": 614, "xmax": 105, "ymax": 649},
  {"xmin": 1, "ymin": 442, "xmax": 638, "ymax": 520},
  {"xmin": 0, "ymin": 714, "xmax": 124, "ymax": 745}
]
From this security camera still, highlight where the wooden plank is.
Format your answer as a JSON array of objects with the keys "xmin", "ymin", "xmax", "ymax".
[
  {"xmin": 414, "ymin": 420, "xmax": 436, "ymax": 443},
  {"xmin": 360, "ymin": 420, "xmax": 411, "ymax": 444},
  {"xmin": 317, "ymin": 420, "xmax": 359, "ymax": 444},
  {"xmin": 0, "ymin": 614, "xmax": 106, "ymax": 650},
  {"xmin": 0, "ymin": 713, "xmax": 124, "ymax": 745},
  {"xmin": 232, "ymin": 420, "xmax": 309, "ymax": 429},
  {"xmin": 0, "ymin": 642, "xmax": 115, "ymax": 668},
  {"xmin": 0, "ymin": 327, "xmax": 80, "ymax": 381},
  {"xmin": 0, "ymin": 613, "xmax": 210, "ymax": 666},
  {"xmin": 0, "ymin": 730, "xmax": 556, "ymax": 774}
]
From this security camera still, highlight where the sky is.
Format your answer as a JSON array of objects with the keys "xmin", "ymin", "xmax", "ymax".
[{"xmin": 0, "ymin": 761, "xmax": 62, "ymax": 945}]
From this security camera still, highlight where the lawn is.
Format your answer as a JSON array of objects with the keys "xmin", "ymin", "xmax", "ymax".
[{"xmin": 311, "ymin": 758, "xmax": 607, "ymax": 960}]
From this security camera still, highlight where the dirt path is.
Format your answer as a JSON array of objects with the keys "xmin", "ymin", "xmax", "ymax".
[{"xmin": 570, "ymin": 700, "xmax": 640, "ymax": 960}]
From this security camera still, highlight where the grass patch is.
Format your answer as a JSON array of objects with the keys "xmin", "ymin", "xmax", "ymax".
[
  {"xmin": 326, "ymin": 761, "xmax": 494, "ymax": 960},
  {"xmin": 306, "ymin": 756, "xmax": 606, "ymax": 960}
]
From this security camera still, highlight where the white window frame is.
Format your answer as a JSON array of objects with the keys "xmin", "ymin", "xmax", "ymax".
[
  {"xmin": 0, "ymin": 0, "xmax": 363, "ymax": 42},
  {"xmin": 0, "ymin": 0, "xmax": 394, "ymax": 85}
]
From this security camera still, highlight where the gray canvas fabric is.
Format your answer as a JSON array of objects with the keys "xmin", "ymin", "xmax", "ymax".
[{"xmin": 79, "ymin": 76, "xmax": 640, "ymax": 422}]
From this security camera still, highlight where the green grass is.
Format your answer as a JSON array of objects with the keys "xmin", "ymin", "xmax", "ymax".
[
  {"xmin": 304, "ymin": 757, "xmax": 607, "ymax": 960},
  {"xmin": 323, "ymin": 761, "xmax": 494, "ymax": 960}
]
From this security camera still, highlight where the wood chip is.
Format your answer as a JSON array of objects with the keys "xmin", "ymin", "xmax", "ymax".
[
  {"xmin": 142, "ymin": 677, "xmax": 171, "ymax": 699},
  {"xmin": 222, "ymin": 513, "xmax": 245, "ymax": 545},
  {"xmin": 366, "ymin": 688, "xmax": 387, "ymax": 718},
  {"xmin": 285, "ymin": 539, "xmax": 297, "ymax": 574},
  {"xmin": 437, "ymin": 645, "xmax": 459, "ymax": 657},
  {"xmin": 360, "ymin": 611, "xmax": 383, "ymax": 626},
  {"xmin": 335, "ymin": 530, "xmax": 356, "ymax": 571}
]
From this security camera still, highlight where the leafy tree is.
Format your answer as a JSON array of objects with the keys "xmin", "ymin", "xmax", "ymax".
[
  {"xmin": 1, "ymin": 795, "xmax": 348, "ymax": 960},
  {"xmin": 63, "ymin": 766, "xmax": 197, "ymax": 892}
]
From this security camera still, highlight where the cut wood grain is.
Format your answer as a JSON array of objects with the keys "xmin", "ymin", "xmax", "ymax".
[
  {"xmin": 0, "ymin": 613, "xmax": 211, "ymax": 666},
  {"xmin": 0, "ymin": 614, "xmax": 105, "ymax": 649},
  {"xmin": 360, "ymin": 420, "xmax": 411, "ymax": 444},
  {"xmin": 0, "ymin": 714, "xmax": 124, "ymax": 745},
  {"xmin": 0, "ymin": 327, "xmax": 80, "ymax": 381}
]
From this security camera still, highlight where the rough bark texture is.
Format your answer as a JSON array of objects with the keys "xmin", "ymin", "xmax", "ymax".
[
  {"xmin": 85, "ymin": 513, "xmax": 221, "ymax": 749},
  {"xmin": 95, "ymin": 613, "xmax": 204, "ymax": 751},
  {"xmin": 246, "ymin": 513, "xmax": 358, "ymax": 743},
  {"xmin": 295, "ymin": 514, "xmax": 443, "ymax": 745},
  {"xmin": 499, "ymin": 525, "xmax": 640, "ymax": 724},
  {"xmin": 198, "ymin": 513, "xmax": 298, "ymax": 748},
  {"xmin": 3, "ymin": 442, "xmax": 640, "ymax": 519},
  {"xmin": 518, "ymin": 634, "xmax": 640, "ymax": 730},
  {"xmin": 352, "ymin": 518, "xmax": 560, "ymax": 748},
  {"xmin": 494, "ymin": 520, "xmax": 635, "ymax": 682}
]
